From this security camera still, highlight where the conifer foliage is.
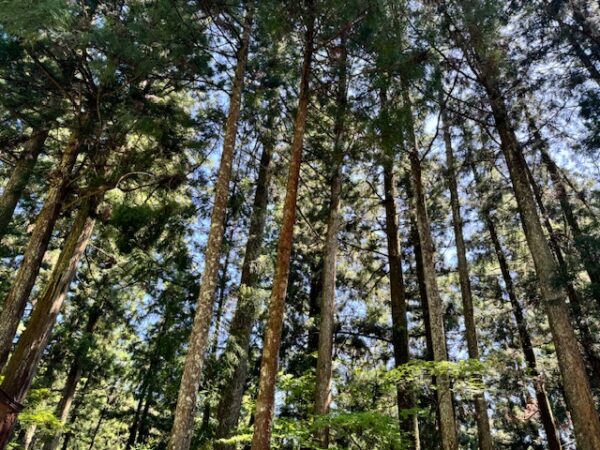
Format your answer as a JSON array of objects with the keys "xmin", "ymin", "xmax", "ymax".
[{"xmin": 0, "ymin": 1, "xmax": 600, "ymax": 449}]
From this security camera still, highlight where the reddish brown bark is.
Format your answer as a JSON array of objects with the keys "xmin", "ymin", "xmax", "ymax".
[
  {"xmin": 0, "ymin": 130, "xmax": 49, "ymax": 242},
  {"xmin": 250, "ymin": 6, "xmax": 314, "ymax": 448},
  {"xmin": 0, "ymin": 120, "xmax": 90, "ymax": 370},
  {"xmin": 0, "ymin": 198, "xmax": 96, "ymax": 449},
  {"xmin": 313, "ymin": 35, "xmax": 348, "ymax": 448},
  {"xmin": 167, "ymin": 6, "xmax": 253, "ymax": 450}
]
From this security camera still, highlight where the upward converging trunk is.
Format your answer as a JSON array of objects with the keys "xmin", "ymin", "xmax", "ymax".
[
  {"xmin": 214, "ymin": 137, "xmax": 273, "ymax": 449},
  {"xmin": 402, "ymin": 84, "xmax": 458, "ymax": 450},
  {"xmin": 526, "ymin": 112, "xmax": 600, "ymax": 306},
  {"xmin": 250, "ymin": 6, "xmax": 314, "ymax": 448},
  {"xmin": 313, "ymin": 34, "xmax": 348, "ymax": 449},
  {"xmin": 471, "ymin": 160, "xmax": 563, "ymax": 450},
  {"xmin": 0, "ymin": 196, "xmax": 98, "ymax": 449},
  {"xmin": 522, "ymin": 158, "xmax": 600, "ymax": 386},
  {"xmin": 448, "ymin": 8, "xmax": 600, "ymax": 446},
  {"xmin": 166, "ymin": 6, "xmax": 253, "ymax": 450},
  {"xmin": 379, "ymin": 90, "xmax": 419, "ymax": 449},
  {"xmin": 441, "ymin": 109, "xmax": 493, "ymax": 450},
  {"xmin": 476, "ymin": 68, "xmax": 600, "ymax": 450},
  {"xmin": 0, "ymin": 129, "xmax": 49, "ymax": 242},
  {"xmin": 0, "ymin": 117, "xmax": 91, "ymax": 370},
  {"xmin": 42, "ymin": 304, "xmax": 102, "ymax": 450}
]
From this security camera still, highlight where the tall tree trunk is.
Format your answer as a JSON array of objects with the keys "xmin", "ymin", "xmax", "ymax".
[
  {"xmin": 441, "ymin": 110, "xmax": 493, "ymax": 450},
  {"xmin": 404, "ymin": 188, "xmax": 433, "ymax": 362},
  {"xmin": 485, "ymin": 216, "xmax": 563, "ymax": 449},
  {"xmin": 380, "ymin": 88, "xmax": 419, "ymax": 447},
  {"xmin": 313, "ymin": 34, "xmax": 348, "ymax": 449},
  {"xmin": 250, "ymin": 6, "xmax": 314, "ymax": 448},
  {"xmin": 526, "ymin": 112, "xmax": 600, "ymax": 305},
  {"xmin": 477, "ymin": 71, "xmax": 600, "ymax": 449},
  {"xmin": 402, "ymin": 84, "xmax": 458, "ymax": 450},
  {"xmin": 214, "ymin": 141, "xmax": 273, "ymax": 448},
  {"xmin": 0, "ymin": 198, "xmax": 97, "ymax": 449},
  {"xmin": 0, "ymin": 119, "xmax": 90, "ymax": 369},
  {"xmin": 470, "ymin": 157, "xmax": 563, "ymax": 449},
  {"xmin": 59, "ymin": 374, "xmax": 92, "ymax": 450},
  {"xmin": 41, "ymin": 304, "xmax": 102, "ymax": 450},
  {"xmin": 382, "ymin": 158, "xmax": 420, "ymax": 448},
  {"xmin": 167, "ymin": 6, "xmax": 253, "ymax": 450},
  {"xmin": 0, "ymin": 130, "xmax": 48, "ymax": 242},
  {"xmin": 523, "ymin": 160, "xmax": 600, "ymax": 386}
]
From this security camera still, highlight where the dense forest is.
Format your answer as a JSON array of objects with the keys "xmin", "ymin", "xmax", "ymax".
[{"xmin": 1, "ymin": 0, "xmax": 600, "ymax": 449}]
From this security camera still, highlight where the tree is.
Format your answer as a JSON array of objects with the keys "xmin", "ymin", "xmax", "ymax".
[{"xmin": 251, "ymin": 2, "xmax": 315, "ymax": 446}]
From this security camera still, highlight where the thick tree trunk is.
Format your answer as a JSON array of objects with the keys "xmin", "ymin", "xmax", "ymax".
[
  {"xmin": 0, "ymin": 122, "xmax": 88, "ymax": 370},
  {"xmin": 481, "ymin": 75, "xmax": 600, "ymax": 449},
  {"xmin": 167, "ymin": 6, "xmax": 253, "ymax": 450},
  {"xmin": 313, "ymin": 35, "xmax": 348, "ymax": 449},
  {"xmin": 0, "ymin": 130, "xmax": 48, "ymax": 242},
  {"xmin": 250, "ymin": 7, "xmax": 314, "ymax": 448},
  {"xmin": 402, "ymin": 86, "xmax": 458, "ymax": 450},
  {"xmin": 41, "ymin": 304, "xmax": 102, "ymax": 450},
  {"xmin": 0, "ymin": 198, "xmax": 97, "ymax": 449},
  {"xmin": 214, "ymin": 141, "xmax": 273, "ymax": 449},
  {"xmin": 441, "ymin": 110, "xmax": 493, "ymax": 450}
]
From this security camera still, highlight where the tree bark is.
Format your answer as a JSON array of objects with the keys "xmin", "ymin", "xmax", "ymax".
[
  {"xmin": 214, "ymin": 141, "xmax": 273, "ymax": 448},
  {"xmin": 0, "ymin": 130, "xmax": 49, "ymax": 242},
  {"xmin": 441, "ymin": 110, "xmax": 493, "ymax": 450},
  {"xmin": 478, "ymin": 72, "xmax": 600, "ymax": 449},
  {"xmin": 41, "ymin": 304, "xmax": 102, "ymax": 450},
  {"xmin": 167, "ymin": 6, "xmax": 253, "ymax": 450},
  {"xmin": 250, "ymin": 6, "xmax": 314, "ymax": 448},
  {"xmin": 313, "ymin": 34, "xmax": 348, "ymax": 449},
  {"xmin": 0, "ymin": 120, "xmax": 89, "ymax": 369},
  {"xmin": 526, "ymin": 112, "xmax": 600, "ymax": 306},
  {"xmin": 0, "ymin": 198, "xmax": 97, "ymax": 449},
  {"xmin": 522, "ymin": 159, "xmax": 600, "ymax": 386},
  {"xmin": 402, "ymin": 85, "xmax": 458, "ymax": 450},
  {"xmin": 382, "ymin": 159, "xmax": 420, "ymax": 448},
  {"xmin": 482, "ymin": 212, "xmax": 563, "ymax": 449}
]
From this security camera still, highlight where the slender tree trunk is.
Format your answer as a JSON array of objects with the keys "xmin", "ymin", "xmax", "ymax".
[
  {"xmin": 41, "ymin": 305, "xmax": 102, "ymax": 450},
  {"xmin": 441, "ymin": 110, "xmax": 493, "ymax": 450},
  {"xmin": 479, "ymin": 72, "xmax": 600, "ymax": 449},
  {"xmin": 526, "ymin": 113, "xmax": 600, "ymax": 305},
  {"xmin": 484, "ymin": 214, "xmax": 563, "ymax": 450},
  {"xmin": 402, "ymin": 84, "xmax": 458, "ymax": 450},
  {"xmin": 250, "ymin": 7, "xmax": 314, "ymax": 448},
  {"xmin": 405, "ymin": 195, "xmax": 433, "ymax": 362},
  {"xmin": 214, "ymin": 141, "xmax": 273, "ymax": 448},
  {"xmin": 523, "ymin": 160, "xmax": 600, "ymax": 386},
  {"xmin": 126, "ymin": 382, "xmax": 149, "ymax": 450},
  {"xmin": 470, "ymin": 158, "xmax": 563, "ymax": 449},
  {"xmin": 0, "ymin": 198, "xmax": 97, "ymax": 449},
  {"xmin": 0, "ymin": 130, "xmax": 48, "ymax": 242},
  {"xmin": 0, "ymin": 119, "xmax": 90, "ymax": 369},
  {"xmin": 167, "ymin": 6, "xmax": 253, "ymax": 450},
  {"xmin": 382, "ymin": 158, "xmax": 420, "ymax": 447},
  {"xmin": 313, "ymin": 34, "xmax": 348, "ymax": 449},
  {"xmin": 60, "ymin": 374, "xmax": 92, "ymax": 450},
  {"xmin": 21, "ymin": 424, "xmax": 36, "ymax": 450}
]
